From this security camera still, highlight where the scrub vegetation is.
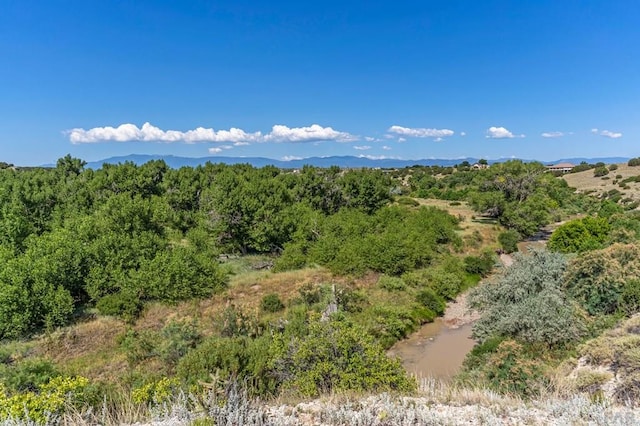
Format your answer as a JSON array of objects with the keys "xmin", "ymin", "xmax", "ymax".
[{"xmin": 0, "ymin": 157, "xmax": 639, "ymax": 423}]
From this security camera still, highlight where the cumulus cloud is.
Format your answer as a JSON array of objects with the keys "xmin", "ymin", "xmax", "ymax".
[
  {"xmin": 486, "ymin": 126, "xmax": 524, "ymax": 139},
  {"xmin": 591, "ymin": 128, "xmax": 622, "ymax": 139},
  {"xmin": 282, "ymin": 155, "xmax": 303, "ymax": 161},
  {"xmin": 398, "ymin": 137, "xmax": 407, "ymax": 143},
  {"xmin": 263, "ymin": 124, "xmax": 357, "ymax": 143},
  {"xmin": 388, "ymin": 125, "xmax": 455, "ymax": 138},
  {"xmin": 208, "ymin": 147, "xmax": 223, "ymax": 154},
  {"xmin": 67, "ymin": 122, "xmax": 357, "ymax": 144},
  {"xmin": 354, "ymin": 145, "xmax": 371, "ymax": 150},
  {"xmin": 382, "ymin": 146, "xmax": 392, "ymax": 150},
  {"xmin": 460, "ymin": 132, "xmax": 466, "ymax": 136}
]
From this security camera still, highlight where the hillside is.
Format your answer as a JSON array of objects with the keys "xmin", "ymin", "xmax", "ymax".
[{"xmin": 563, "ymin": 163, "xmax": 640, "ymax": 205}]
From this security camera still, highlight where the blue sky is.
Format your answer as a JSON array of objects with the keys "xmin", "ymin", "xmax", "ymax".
[{"xmin": 1, "ymin": 0, "xmax": 639, "ymax": 166}]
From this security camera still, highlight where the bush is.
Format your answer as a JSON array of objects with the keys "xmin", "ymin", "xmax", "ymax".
[
  {"xmin": 628, "ymin": 157, "xmax": 640, "ymax": 167},
  {"xmin": 367, "ymin": 305, "xmax": 434, "ymax": 348},
  {"xmin": 609, "ymin": 164, "xmax": 619, "ymax": 171},
  {"xmin": 0, "ymin": 376, "xmax": 89, "ymax": 422},
  {"xmin": 396, "ymin": 196, "xmax": 419, "ymax": 207},
  {"xmin": 378, "ymin": 275, "xmax": 406, "ymax": 291},
  {"xmin": 464, "ymin": 251, "xmax": 495, "ymax": 277},
  {"xmin": 269, "ymin": 318, "xmax": 415, "ymax": 396},
  {"xmin": 469, "ymin": 249, "xmax": 585, "ymax": 346},
  {"xmin": 260, "ymin": 293, "xmax": 285, "ymax": 313},
  {"xmin": 565, "ymin": 244, "xmax": 640, "ymax": 315},
  {"xmin": 157, "ymin": 320, "xmax": 202, "ymax": 366},
  {"xmin": 415, "ymin": 288, "xmax": 446, "ymax": 315},
  {"xmin": 498, "ymin": 230, "xmax": 520, "ymax": 253},
  {"xmin": 177, "ymin": 335, "xmax": 276, "ymax": 396},
  {"xmin": 593, "ymin": 166, "xmax": 609, "ymax": 177},
  {"xmin": 0, "ymin": 358, "xmax": 59, "ymax": 393},
  {"xmin": 96, "ymin": 291, "xmax": 143, "ymax": 322},
  {"xmin": 484, "ymin": 340, "xmax": 548, "ymax": 398},
  {"xmin": 547, "ymin": 217, "xmax": 610, "ymax": 253}
]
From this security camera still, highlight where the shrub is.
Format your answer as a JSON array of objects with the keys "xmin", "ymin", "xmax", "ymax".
[
  {"xmin": 0, "ymin": 376, "xmax": 89, "ymax": 422},
  {"xmin": 415, "ymin": 288, "xmax": 446, "ymax": 316},
  {"xmin": 498, "ymin": 230, "xmax": 520, "ymax": 253},
  {"xmin": 132, "ymin": 377, "xmax": 179, "ymax": 405},
  {"xmin": 464, "ymin": 251, "xmax": 495, "ymax": 277},
  {"xmin": 157, "ymin": 320, "xmax": 202, "ymax": 366},
  {"xmin": 565, "ymin": 244, "xmax": 640, "ymax": 315},
  {"xmin": 547, "ymin": 217, "xmax": 610, "ymax": 253},
  {"xmin": 628, "ymin": 157, "xmax": 640, "ymax": 167},
  {"xmin": 609, "ymin": 164, "xmax": 619, "ymax": 171},
  {"xmin": 96, "ymin": 291, "xmax": 143, "ymax": 322},
  {"xmin": 620, "ymin": 280, "xmax": 640, "ymax": 315},
  {"xmin": 298, "ymin": 283, "xmax": 322, "ymax": 306},
  {"xmin": 260, "ymin": 293, "xmax": 285, "ymax": 313},
  {"xmin": 269, "ymin": 318, "xmax": 415, "ymax": 396},
  {"xmin": 469, "ymin": 249, "xmax": 585, "ymax": 346},
  {"xmin": 396, "ymin": 196, "xmax": 419, "ymax": 207},
  {"xmin": 0, "ymin": 358, "xmax": 59, "ymax": 393},
  {"xmin": 367, "ymin": 305, "xmax": 434, "ymax": 348},
  {"xmin": 593, "ymin": 166, "xmax": 609, "ymax": 177},
  {"xmin": 484, "ymin": 340, "xmax": 548, "ymax": 398},
  {"xmin": 177, "ymin": 336, "xmax": 275, "ymax": 395},
  {"xmin": 378, "ymin": 275, "xmax": 406, "ymax": 291}
]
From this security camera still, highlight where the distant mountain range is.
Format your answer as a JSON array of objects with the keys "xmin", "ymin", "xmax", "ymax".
[{"xmin": 80, "ymin": 154, "xmax": 632, "ymax": 170}]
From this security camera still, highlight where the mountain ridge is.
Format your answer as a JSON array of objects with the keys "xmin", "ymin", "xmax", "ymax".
[{"xmin": 78, "ymin": 154, "xmax": 631, "ymax": 170}]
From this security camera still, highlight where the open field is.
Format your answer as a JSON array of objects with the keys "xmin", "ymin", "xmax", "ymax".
[{"xmin": 416, "ymin": 198, "xmax": 502, "ymax": 253}]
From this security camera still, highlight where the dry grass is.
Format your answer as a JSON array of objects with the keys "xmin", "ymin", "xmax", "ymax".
[
  {"xmin": 415, "ymin": 198, "xmax": 502, "ymax": 253},
  {"xmin": 36, "ymin": 317, "xmax": 128, "ymax": 381},
  {"xmin": 563, "ymin": 163, "xmax": 640, "ymax": 201}
]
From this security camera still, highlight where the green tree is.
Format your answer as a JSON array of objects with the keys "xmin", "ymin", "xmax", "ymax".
[{"xmin": 548, "ymin": 216, "xmax": 610, "ymax": 253}]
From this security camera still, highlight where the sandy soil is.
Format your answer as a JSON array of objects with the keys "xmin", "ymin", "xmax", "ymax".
[{"xmin": 442, "ymin": 253, "xmax": 513, "ymax": 329}]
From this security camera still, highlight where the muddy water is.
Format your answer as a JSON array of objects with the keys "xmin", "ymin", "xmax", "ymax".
[{"xmin": 388, "ymin": 318, "xmax": 476, "ymax": 380}]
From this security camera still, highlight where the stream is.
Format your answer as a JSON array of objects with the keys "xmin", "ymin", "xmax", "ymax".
[
  {"xmin": 388, "ymin": 224, "xmax": 557, "ymax": 380},
  {"xmin": 387, "ymin": 253, "xmax": 519, "ymax": 380},
  {"xmin": 387, "ymin": 318, "xmax": 475, "ymax": 380}
]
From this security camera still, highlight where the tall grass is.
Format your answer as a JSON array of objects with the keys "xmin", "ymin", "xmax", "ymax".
[{"xmin": 5, "ymin": 377, "xmax": 636, "ymax": 426}]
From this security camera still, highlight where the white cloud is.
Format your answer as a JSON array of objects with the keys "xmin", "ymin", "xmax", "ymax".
[
  {"xmin": 207, "ymin": 144, "xmax": 233, "ymax": 153},
  {"xmin": 460, "ymin": 132, "xmax": 466, "ymax": 136},
  {"xmin": 591, "ymin": 128, "xmax": 622, "ymax": 139},
  {"xmin": 282, "ymin": 155, "xmax": 303, "ymax": 161},
  {"xmin": 364, "ymin": 136, "xmax": 376, "ymax": 142},
  {"xmin": 398, "ymin": 137, "xmax": 407, "ymax": 143},
  {"xmin": 263, "ymin": 124, "xmax": 357, "ymax": 143},
  {"xmin": 486, "ymin": 126, "xmax": 524, "ymax": 139},
  {"xmin": 434, "ymin": 137, "xmax": 443, "ymax": 142},
  {"xmin": 358, "ymin": 154, "xmax": 398, "ymax": 160},
  {"xmin": 541, "ymin": 131, "xmax": 565, "ymax": 138},
  {"xmin": 388, "ymin": 125, "xmax": 455, "ymax": 138},
  {"xmin": 233, "ymin": 141, "xmax": 250, "ymax": 146},
  {"xmin": 67, "ymin": 122, "xmax": 357, "ymax": 144},
  {"xmin": 382, "ymin": 146, "xmax": 392, "ymax": 151},
  {"xmin": 354, "ymin": 145, "xmax": 371, "ymax": 150}
]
